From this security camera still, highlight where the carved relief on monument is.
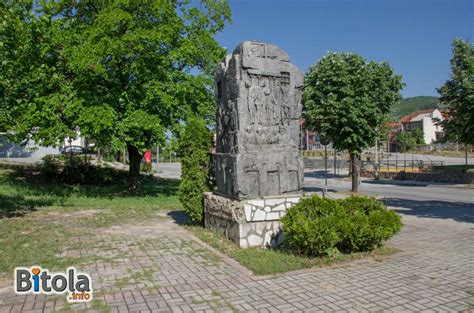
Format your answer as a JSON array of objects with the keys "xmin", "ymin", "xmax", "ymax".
[{"xmin": 214, "ymin": 41, "xmax": 303, "ymax": 199}]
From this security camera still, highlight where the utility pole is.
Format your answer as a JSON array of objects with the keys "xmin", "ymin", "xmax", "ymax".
[
  {"xmin": 466, "ymin": 144, "xmax": 469, "ymax": 166},
  {"xmin": 306, "ymin": 130, "xmax": 309, "ymax": 151},
  {"xmin": 324, "ymin": 142, "xmax": 328, "ymax": 197},
  {"xmin": 375, "ymin": 135, "xmax": 379, "ymax": 180}
]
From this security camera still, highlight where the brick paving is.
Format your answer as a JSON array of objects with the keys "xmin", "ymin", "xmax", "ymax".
[{"xmin": 0, "ymin": 207, "xmax": 473, "ymax": 312}]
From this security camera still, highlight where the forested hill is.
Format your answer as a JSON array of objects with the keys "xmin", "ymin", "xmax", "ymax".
[{"xmin": 391, "ymin": 96, "xmax": 439, "ymax": 118}]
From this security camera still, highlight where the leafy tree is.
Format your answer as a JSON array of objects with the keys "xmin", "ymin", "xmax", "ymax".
[
  {"xmin": 0, "ymin": 2, "xmax": 78, "ymax": 146},
  {"xmin": 178, "ymin": 117, "xmax": 213, "ymax": 224},
  {"xmin": 397, "ymin": 128, "xmax": 424, "ymax": 152},
  {"xmin": 1, "ymin": 0, "xmax": 230, "ymax": 192},
  {"xmin": 161, "ymin": 136, "xmax": 180, "ymax": 163},
  {"xmin": 438, "ymin": 38, "xmax": 474, "ymax": 165},
  {"xmin": 411, "ymin": 128, "xmax": 425, "ymax": 145},
  {"xmin": 303, "ymin": 52, "xmax": 403, "ymax": 192}
]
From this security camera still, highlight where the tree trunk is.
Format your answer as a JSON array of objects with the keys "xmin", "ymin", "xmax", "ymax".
[
  {"xmin": 127, "ymin": 145, "xmax": 142, "ymax": 193},
  {"xmin": 350, "ymin": 151, "xmax": 360, "ymax": 193}
]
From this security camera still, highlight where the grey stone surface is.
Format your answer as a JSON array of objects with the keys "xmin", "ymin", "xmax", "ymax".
[{"xmin": 214, "ymin": 41, "xmax": 304, "ymax": 200}]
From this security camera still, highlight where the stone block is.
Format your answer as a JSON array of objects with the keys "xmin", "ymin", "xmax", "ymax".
[
  {"xmin": 214, "ymin": 41, "xmax": 304, "ymax": 200},
  {"xmin": 266, "ymin": 212, "xmax": 280, "ymax": 220},
  {"xmin": 204, "ymin": 41, "xmax": 304, "ymax": 247},
  {"xmin": 252, "ymin": 209, "xmax": 266, "ymax": 222},
  {"xmin": 273, "ymin": 203, "xmax": 286, "ymax": 211},
  {"xmin": 287, "ymin": 197, "xmax": 300, "ymax": 204},
  {"xmin": 265, "ymin": 198, "xmax": 285, "ymax": 206},
  {"xmin": 204, "ymin": 193, "xmax": 299, "ymax": 248},
  {"xmin": 247, "ymin": 199, "xmax": 264, "ymax": 207}
]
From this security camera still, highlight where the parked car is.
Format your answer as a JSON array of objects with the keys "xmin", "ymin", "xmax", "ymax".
[{"xmin": 61, "ymin": 145, "xmax": 96, "ymax": 155}]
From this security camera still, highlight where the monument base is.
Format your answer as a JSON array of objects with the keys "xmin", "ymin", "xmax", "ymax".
[{"xmin": 203, "ymin": 192, "xmax": 302, "ymax": 248}]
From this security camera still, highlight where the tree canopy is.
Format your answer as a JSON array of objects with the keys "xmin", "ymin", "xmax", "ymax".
[
  {"xmin": 438, "ymin": 38, "xmax": 474, "ymax": 147},
  {"xmin": 303, "ymin": 52, "xmax": 403, "ymax": 191},
  {"xmin": 1, "ymin": 0, "xmax": 231, "ymax": 191},
  {"xmin": 397, "ymin": 128, "xmax": 424, "ymax": 152}
]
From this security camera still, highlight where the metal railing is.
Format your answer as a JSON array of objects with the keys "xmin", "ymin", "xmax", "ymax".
[{"xmin": 362, "ymin": 159, "xmax": 445, "ymax": 173}]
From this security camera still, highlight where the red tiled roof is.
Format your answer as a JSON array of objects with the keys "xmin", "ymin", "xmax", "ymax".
[{"xmin": 400, "ymin": 108, "xmax": 436, "ymax": 123}]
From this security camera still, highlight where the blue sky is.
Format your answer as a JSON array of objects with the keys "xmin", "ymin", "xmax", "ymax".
[{"xmin": 215, "ymin": 0, "xmax": 473, "ymax": 98}]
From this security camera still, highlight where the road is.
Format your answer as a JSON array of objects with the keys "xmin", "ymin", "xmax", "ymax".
[
  {"xmin": 152, "ymin": 162, "xmax": 474, "ymax": 214},
  {"xmin": 155, "ymin": 162, "xmax": 181, "ymax": 179},
  {"xmin": 304, "ymin": 170, "xmax": 474, "ymax": 223},
  {"xmin": 305, "ymin": 170, "xmax": 473, "ymax": 202}
]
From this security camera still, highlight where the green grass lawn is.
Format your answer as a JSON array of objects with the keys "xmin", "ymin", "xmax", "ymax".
[
  {"xmin": 0, "ymin": 164, "xmax": 398, "ymax": 279},
  {"xmin": 186, "ymin": 225, "xmax": 399, "ymax": 276},
  {"xmin": 0, "ymin": 166, "xmax": 181, "ymax": 277}
]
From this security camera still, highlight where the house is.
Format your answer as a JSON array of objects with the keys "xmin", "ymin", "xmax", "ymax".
[
  {"xmin": 0, "ymin": 129, "xmax": 87, "ymax": 159},
  {"xmin": 0, "ymin": 133, "xmax": 60, "ymax": 158},
  {"xmin": 399, "ymin": 108, "xmax": 444, "ymax": 144},
  {"xmin": 64, "ymin": 130, "xmax": 86, "ymax": 147}
]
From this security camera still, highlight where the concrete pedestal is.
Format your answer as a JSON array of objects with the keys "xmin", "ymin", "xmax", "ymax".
[{"xmin": 203, "ymin": 192, "xmax": 302, "ymax": 248}]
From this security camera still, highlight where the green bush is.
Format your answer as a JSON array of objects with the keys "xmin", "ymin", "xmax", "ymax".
[
  {"xmin": 140, "ymin": 162, "xmax": 153, "ymax": 174},
  {"xmin": 281, "ymin": 195, "xmax": 402, "ymax": 256},
  {"xmin": 39, "ymin": 155, "xmax": 127, "ymax": 185},
  {"xmin": 339, "ymin": 196, "xmax": 386, "ymax": 213},
  {"xmin": 178, "ymin": 118, "xmax": 213, "ymax": 224},
  {"xmin": 39, "ymin": 155, "xmax": 61, "ymax": 180}
]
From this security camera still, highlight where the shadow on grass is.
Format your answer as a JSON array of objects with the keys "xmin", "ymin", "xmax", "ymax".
[
  {"xmin": 0, "ymin": 167, "xmax": 181, "ymax": 219},
  {"xmin": 0, "ymin": 194, "xmax": 54, "ymax": 218},
  {"xmin": 3, "ymin": 167, "xmax": 180, "ymax": 199}
]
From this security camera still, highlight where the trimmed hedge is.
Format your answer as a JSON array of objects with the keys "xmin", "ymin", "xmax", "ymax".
[
  {"xmin": 178, "ymin": 118, "xmax": 213, "ymax": 223},
  {"xmin": 281, "ymin": 195, "xmax": 402, "ymax": 256}
]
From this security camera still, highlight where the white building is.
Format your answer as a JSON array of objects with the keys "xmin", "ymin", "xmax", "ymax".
[
  {"xmin": 0, "ymin": 130, "xmax": 86, "ymax": 159},
  {"xmin": 0, "ymin": 133, "xmax": 60, "ymax": 158},
  {"xmin": 400, "ymin": 108, "xmax": 444, "ymax": 144},
  {"xmin": 64, "ymin": 130, "xmax": 86, "ymax": 147}
]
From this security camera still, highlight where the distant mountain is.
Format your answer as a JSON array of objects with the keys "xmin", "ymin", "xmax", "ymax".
[{"xmin": 391, "ymin": 96, "xmax": 439, "ymax": 119}]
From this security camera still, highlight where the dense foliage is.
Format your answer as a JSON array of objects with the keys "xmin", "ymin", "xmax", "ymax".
[
  {"xmin": 438, "ymin": 39, "xmax": 474, "ymax": 149},
  {"xmin": 303, "ymin": 52, "xmax": 404, "ymax": 192},
  {"xmin": 396, "ymin": 128, "xmax": 425, "ymax": 152},
  {"xmin": 391, "ymin": 96, "xmax": 439, "ymax": 119},
  {"xmin": 281, "ymin": 195, "xmax": 402, "ymax": 257},
  {"xmin": 40, "ymin": 155, "xmax": 128, "ymax": 185},
  {"xmin": 178, "ymin": 118, "xmax": 213, "ymax": 224},
  {"xmin": 0, "ymin": 1, "xmax": 230, "ymax": 192}
]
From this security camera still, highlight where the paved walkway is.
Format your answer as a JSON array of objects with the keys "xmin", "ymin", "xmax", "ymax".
[{"xmin": 0, "ymin": 207, "xmax": 473, "ymax": 312}]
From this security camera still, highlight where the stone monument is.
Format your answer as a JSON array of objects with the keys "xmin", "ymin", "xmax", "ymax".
[{"xmin": 204, "ymin": 41, "xmax": 304, "ymax": 247}]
